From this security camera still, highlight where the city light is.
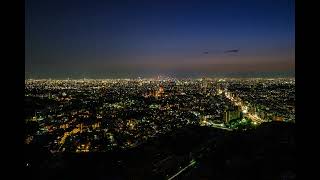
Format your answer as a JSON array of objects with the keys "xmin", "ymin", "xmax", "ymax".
[{"xmin": 25, "ymin": 78, "xmax": 295, "ymax": 153}]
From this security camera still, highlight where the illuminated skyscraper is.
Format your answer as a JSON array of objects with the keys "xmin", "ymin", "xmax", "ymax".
[
  {"xmin": 223, "ymin": 110, "xmax": 230, "ymax": 123},
  {"xmin": 224, "ymin": 109, "xmax": 241, "ymax": 123}
]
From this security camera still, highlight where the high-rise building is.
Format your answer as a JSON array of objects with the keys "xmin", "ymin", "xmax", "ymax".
[
  {"xmin": 223, "ymin": 110, "xmax": 230, "ymax": 123},
  {"xmin": 224, "ymin": 109, "xmax": 241, "ymax": 123}
]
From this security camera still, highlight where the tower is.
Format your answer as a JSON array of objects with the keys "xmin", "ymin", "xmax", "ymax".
[{"xmin": 223, "ymin": 110, "xmax": 230, "ymax": 123}]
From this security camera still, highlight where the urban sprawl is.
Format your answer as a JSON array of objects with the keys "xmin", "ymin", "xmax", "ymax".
[{"xmin": 25, "ymin": 78, "xmax": 295, "ymax": 153}]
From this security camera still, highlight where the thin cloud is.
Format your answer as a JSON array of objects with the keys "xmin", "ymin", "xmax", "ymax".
[{"xmin": 224, "ymin": 49, "xmax": 239, "ymax": 53}]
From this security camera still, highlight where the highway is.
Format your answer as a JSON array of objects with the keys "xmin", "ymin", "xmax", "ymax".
[
  {"xmin": 223, "ymin": 89, "xmax": 266, "ymax": 124},
  {"xmin": 245, "ymin": 113, "xmax": 264, "ymax": 124},
  {"xmin": 167, "ymin": 160, "xmax": 196, "ymax": 180}
]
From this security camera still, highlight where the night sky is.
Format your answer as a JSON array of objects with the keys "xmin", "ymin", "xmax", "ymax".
[{"xmin": 25, "ymin": 0, "xmax": 295, "ymax": 78}]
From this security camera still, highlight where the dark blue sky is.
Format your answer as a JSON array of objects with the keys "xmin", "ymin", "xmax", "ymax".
[{"xmin": 25, "ymin": 0, "xmax": 295, "ymax": 78}]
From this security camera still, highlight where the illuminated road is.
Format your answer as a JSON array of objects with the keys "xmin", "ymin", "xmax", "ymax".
[
  {"xmin": 167, "ymin": 160, "xmax": 196, "ymax": 180},
  {"xmin": 223, "ymin": 89, "xmax": 266, "ymax": 124},
  {"xmin": 245, "ymin": 113, "xmax": 264, "ymax": 124},
  {"xmin": 58, "ymin": 128, "xmax": 81, "ymax": 151}
]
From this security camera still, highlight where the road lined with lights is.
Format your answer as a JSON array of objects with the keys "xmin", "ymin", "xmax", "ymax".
[
  {"xmin": 245, "ymin": 113, "xmax": 264, "ymax": 124},
  {"xmin": 167, "ymin": 159, "xmax": 197, "ymax": 180},
  {"xmin": 223, "ymin": 89, "xmax": 265, "ymax": 124}
]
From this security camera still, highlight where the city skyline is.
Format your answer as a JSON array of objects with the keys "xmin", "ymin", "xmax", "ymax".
[
  {"xmin": 25, "ymin": 1, "xmax": 295, "ymax": 178},
  {"xmin": 25, "ymin": 78, "xmax": 295, "ymax": 154},
  {"xmin": 25, "ymin": 0, "xmax": 295, "ymax": 78}
]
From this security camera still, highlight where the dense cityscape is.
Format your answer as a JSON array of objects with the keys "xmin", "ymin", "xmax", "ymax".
[
  {"xmin": 24, "ymin": 77, "xmax": 295, "ymax": 179},
  {"xmin": 25, "ymin": 78, "xmax": 294, "ymax": 153},
  {"xmin": 25, "ymin": 0, "xmax": 295, "ymax": 179}
]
